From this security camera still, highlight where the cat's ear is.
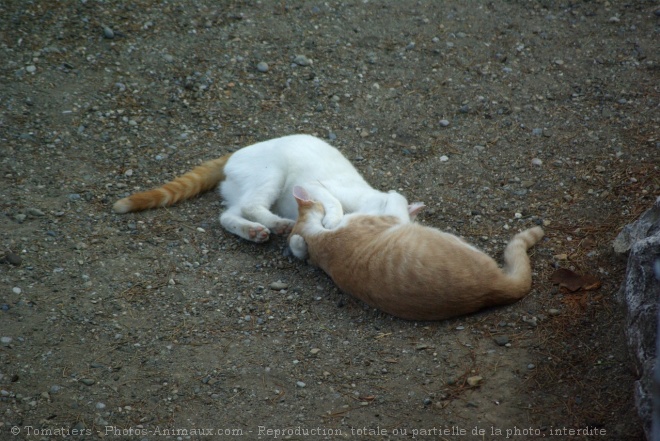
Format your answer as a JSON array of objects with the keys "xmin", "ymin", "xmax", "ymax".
[
  {"xmin": 293, "ymin": 185, "xmax": 312, "ymax": 205},
  {"xmin": 408, "ymin": 202, "xmax": 426, "ymax": 220}
]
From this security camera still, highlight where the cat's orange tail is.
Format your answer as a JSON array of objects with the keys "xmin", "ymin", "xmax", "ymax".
[
  {"xmin": 112, "ymin": 154, "xmax": 232, "ymax": 213},
  {"xmin": 500, "ymin": 226, "xmax": 544, "ymax": 298}
]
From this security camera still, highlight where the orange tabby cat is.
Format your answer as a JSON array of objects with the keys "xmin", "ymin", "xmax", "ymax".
[{"xmin": 289, "ymin": 186, "xmax": 544, "ymax": 321}]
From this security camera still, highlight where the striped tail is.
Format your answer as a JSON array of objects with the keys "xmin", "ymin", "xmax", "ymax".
[
  {"xmin": 500, "ymin": 226, "xmax": 545, "ymax": 298},
  {"xmin": 112, "ymin": 153, "xmax": 232, "ymax": 213}
]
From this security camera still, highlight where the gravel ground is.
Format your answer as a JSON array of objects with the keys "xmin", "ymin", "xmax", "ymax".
[{"xmin": 1, "ymin": 1, "xmax": 658, "ymax": 440}]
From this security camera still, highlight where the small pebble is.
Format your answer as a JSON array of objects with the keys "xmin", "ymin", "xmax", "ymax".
[
  {"xmin": 3, "ymin": 252, "xmax": 22, "ymax": 266},
  {"xmin": 15, "ymin": 214, "xmax": 27, "ymax": 223},
  {"xmin": 296, "ymin": 381, "xmax": 306, "ymax": 388},
  {"xmin": 310, "ymin": 348, "xmax": 321, "ymax": 355},
  {"xmin": 50, "ymin": 385, "xmax": 62, "ymax": 394},
  {"xmin": 68, "ymin": 193, "xmax": 81, "ymax": 201},
  {"xmin": 439, "ymin": 119, "xmax": 450, "ymax": 127},
  {"xmin": 164, "ymin": 54, "xmax": 174, "ymax": 62},
  {"xmin": 440, "ymin": 155, "xmax": 449, "ymax": 162},
  {"xmin": 96, "ymin": 402, "xmax": 106, "ymax": 410},
  {"xmin": 26, "ymin": 65, "xmax": 37, "ymax": 73},
  {"xmin": 493, "ymin": 335, "xmax": 510, "ymax": 346},
  {"xmin": 27, "ymin": 207, "xmax": 45, "ymax": 216},
  {"xmin": 455, "ymin": 325, "xmax": 464, "ymax": 330},
  {"xmin": 256, "ymin": 61, "xmax": 269, "ymax": 72},
  {"xmin": 548, "ymin": 308, "xmax": 560, "ymax": 316},
  {"xmin": 522, "ymin": 316, "xmax": 538, "ymax": 327},
  {"xmin": 423, "ymin": 398, "xmax": 432, "ymax": 405},
  {"xmin": 103, "ymin": 26, "xmax": 115, "ymax": 39},
  {"xmin": 270, "ymin": 280, "xmax": 289, "ymax": 290},
  {"xmin": 80, "ymin": 378, "xmax": 96, "ymax": 386},
  {"xmin": 531, "ymin": 158, "xmax": 543, "ymax": 166},
  {"xmin": 527, "ymin": 363, "xmax": 536, "ymax": 370},
  {"xmin": 1, "ymin": 337, "xmax": 13, "ymax": 345},
  {"xmin": 467, "ymin": 376, "xmax": 482, "ymax": 387},
  {"xmin": 293, "ymin": 55, "xmax": 312, "ymax": 66},
  {"xmin": 12, "ymin": 287, "xmax": 21, "ymax": 295}
]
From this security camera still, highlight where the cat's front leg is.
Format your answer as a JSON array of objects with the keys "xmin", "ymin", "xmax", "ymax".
[
  {"xmin": 321, "ymin": 211, "xmax": 343, "ymax": 230},
  {"xmin": 302, "ymin": 185, "xmax": 344, "ymax": 229}
]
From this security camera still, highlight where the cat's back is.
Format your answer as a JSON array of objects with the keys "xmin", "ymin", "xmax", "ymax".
[
  {"xmin": 330, "ymin": 218, "xmax": 468, "ymax": 254},
  {"xmin": 227, "ymin": 134, "xmax": 347, "ymax": 167},
  {"xmin": 318, "ymin": 218, "xmax": 490, "ymax": 286}
]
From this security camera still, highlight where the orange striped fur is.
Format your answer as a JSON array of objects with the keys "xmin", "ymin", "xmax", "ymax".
[
  {"xmin": 290, "ymin": 186, "xmax": 544, "ymax": 321},
  {"xmin": 113, "ymin": 154, "xmax": 232, "ymax": 213}
]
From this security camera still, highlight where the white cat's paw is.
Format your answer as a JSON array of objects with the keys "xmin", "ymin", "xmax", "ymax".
[
  {"xmin": 271, "ymin": 219, "xmax": 295, "ymax": 236},
  {"xmin": 245, "ymin": 225, "xmax": 270, "ymax": 243},
  {"xmin": 322, "ymin": 214, "xmax": 342, "ymax": 230},
  {"xmin": 288, "ymin": 234, "xmax": 308, "ymax": 259}
]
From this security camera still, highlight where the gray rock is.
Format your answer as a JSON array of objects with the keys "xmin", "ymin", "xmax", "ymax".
[
  {"xmin": 2, "ymin": 252, "xmax": 21, "ymax": 266},
  {"xmin": 493, "ymin": 335, "xmax": 509, "ymax": 346},
  {"xmin": 616, "ymin": 197, "xmax": 660, "ymax": 440},
  {"xmin": 27, "ymin": 207, "xmax": 45, "ymax": 216},
  {"xmin": 256, "ymin": 61, "xmax": 269, "ymax": 72},
  {"xmin": 613, "ymin": 197, "xmax": 660, "ymax": 254},
  {"xmin": 103, "ymin": 26, "xmax": 115, "ymax": 39},
  {"xmin": 270, "ymin": 280, "xmax": 289, "ymax": 290},
  {"xmin": 293, "ymin": 55, "xmax": 312, "ymax": 66}
]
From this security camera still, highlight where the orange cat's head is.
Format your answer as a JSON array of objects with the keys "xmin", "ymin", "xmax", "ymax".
[
  {"xmin": 292, "ymin": 185, "xmax": 325, "ymax": 222},
  {"xmin": 288, "ymin": 186, "xmax": 325, "ymax": 259}
]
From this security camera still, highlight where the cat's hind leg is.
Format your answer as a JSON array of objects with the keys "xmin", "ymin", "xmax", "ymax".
[
  {"xmin": 242, "ymin": 205, "xmax": 295, "ymax": 236},
  {"xmin": 220, "ymin": 206, "xmax": 270, "ymax": 243}
]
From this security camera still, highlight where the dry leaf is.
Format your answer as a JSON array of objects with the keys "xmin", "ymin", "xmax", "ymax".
[{"xmin": 550, "ymin": 268, "xmax": 601, "ymax": 292}]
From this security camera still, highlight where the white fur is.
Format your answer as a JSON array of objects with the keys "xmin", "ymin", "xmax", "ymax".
[{"xmin": 218, "ymin": 134, "xmax": 413, "ymax": 246}]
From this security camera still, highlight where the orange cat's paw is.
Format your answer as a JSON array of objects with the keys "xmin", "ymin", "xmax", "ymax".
[{"xmin": 248, "ymin": 226, "xmax": 270, "ymax": 243}]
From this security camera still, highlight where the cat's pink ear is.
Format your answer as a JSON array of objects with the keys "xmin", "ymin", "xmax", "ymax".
[
  {"xmin": 292, "ymin": 186, "xmax": 311, "ymax": 204},
  {"xmin": 408, "ymin": 202, "xmax": 426, "ymax": 220}
]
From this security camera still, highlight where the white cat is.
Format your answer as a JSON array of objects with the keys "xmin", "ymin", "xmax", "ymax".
[{"xmin": 114, "ymin": 134, "xmax": 421, "ymax": 248}]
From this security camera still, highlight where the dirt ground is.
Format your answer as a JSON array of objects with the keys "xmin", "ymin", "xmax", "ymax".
[{"xmin": 1, "ymin": 1, "xmax": 658, "ymax": 440}]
